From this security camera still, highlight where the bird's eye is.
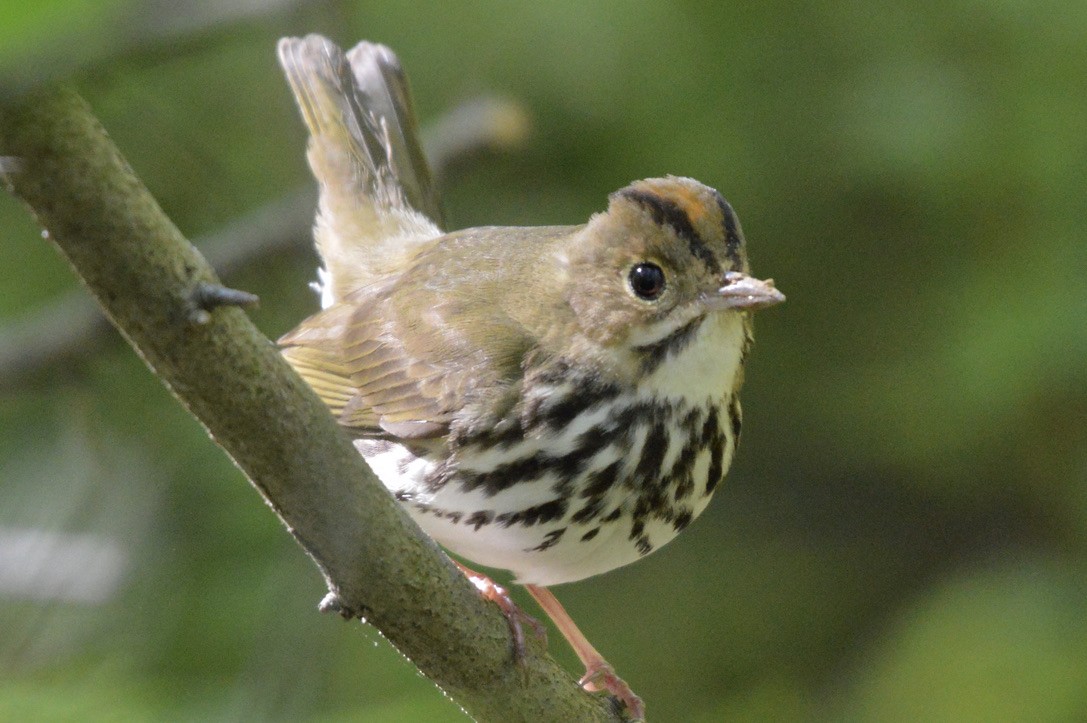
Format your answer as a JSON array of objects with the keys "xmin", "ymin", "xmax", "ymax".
[{"xmin": 628, "ymin": 263, "xmax": 666, "ymax": 301}]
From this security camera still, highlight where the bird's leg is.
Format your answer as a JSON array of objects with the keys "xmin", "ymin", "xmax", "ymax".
[
  {"xmin": 524, "ymin": 584, "xmax": 645, "ymax": 720},
  {"xmin": 452, "ymin": 560, "xmax": 547, "ymax": 663}
]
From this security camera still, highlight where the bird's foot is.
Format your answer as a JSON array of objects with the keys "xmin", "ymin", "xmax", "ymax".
[
  {"xmin": 581, "ymin": 660, "xmax": 645, "ymax": 720},
  {"xmin": 453, "ymin": 560, "xmax": 547, "ymax": 663},
  {"xmin": 523, "ymin": 583, "xmax": 644, "ymax": 720}
]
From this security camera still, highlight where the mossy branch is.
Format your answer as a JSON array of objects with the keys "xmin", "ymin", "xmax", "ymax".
[{"xmin": 0, "ymin": 85, "xmax": 619, "ymax": 722}]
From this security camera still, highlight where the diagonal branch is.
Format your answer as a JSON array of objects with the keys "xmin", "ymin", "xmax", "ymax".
[{"xmin": 0, "ymin": 85, "xmax": 619, "ymax": 722}]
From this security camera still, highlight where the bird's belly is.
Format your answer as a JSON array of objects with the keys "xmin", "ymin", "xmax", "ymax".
[{"xmin": 354, "ymin": 395, "xmax": 735, "ymax": 586}]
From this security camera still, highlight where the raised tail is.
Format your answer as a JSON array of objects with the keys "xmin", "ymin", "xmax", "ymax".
[{"xmin": 277, "ymin": 35, "xmax": 443, "ymax": 307}]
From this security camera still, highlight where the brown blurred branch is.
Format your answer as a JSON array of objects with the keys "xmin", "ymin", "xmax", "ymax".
[
  {"xmin": 423, "ymin": 95, "xmax": 531, "ymax": 186},
  {"xmin": 0, "ymin": 86, "xmax": 613, "ymax": 722},
  {"xmin": 3, "ymin": 0, "xmax": 305, "ymax": 94},
  {"xmin": 0, "ymin": 188, "xmax": 313, "ymax": 386},
  {"xmin": 0, "ymin": 94, "xmax": 529, "ymax": 389}
]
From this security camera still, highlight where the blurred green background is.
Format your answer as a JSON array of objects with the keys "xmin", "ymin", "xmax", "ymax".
[{"xmin": 2, "ymin": 1, "xmax": 1086, "ymax": 721}]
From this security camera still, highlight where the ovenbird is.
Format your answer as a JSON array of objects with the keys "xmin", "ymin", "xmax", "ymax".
[{"xmin": 277, "ymin": 34, "xmax": 783, "ymax": 719}]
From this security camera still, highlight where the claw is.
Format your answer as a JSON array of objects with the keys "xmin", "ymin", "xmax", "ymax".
[{"xmin": 580, "ymin": 661, "xmax": 645, "ymax": 720}]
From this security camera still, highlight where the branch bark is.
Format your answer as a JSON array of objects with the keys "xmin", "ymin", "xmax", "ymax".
[{"xmin": 0, "ymin": 85, "xmax": 619, "ymax": 722}]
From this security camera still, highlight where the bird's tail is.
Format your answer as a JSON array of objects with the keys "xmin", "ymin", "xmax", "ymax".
[{"xmin": 277, "ymin": 34, "xmax": 443, "ymax": 307}]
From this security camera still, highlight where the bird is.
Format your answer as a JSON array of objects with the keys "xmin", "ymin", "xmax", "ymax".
[{"xmin": 276, "ymin": 34, "xmax": 784, "ymax": 720}]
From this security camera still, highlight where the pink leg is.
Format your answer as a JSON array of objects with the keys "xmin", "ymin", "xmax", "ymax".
[
  {"xmin": 525, "ymin": 584, "xmax": 644, "ymax": 720},
  {"xmin": 452, "ymin": 560, "xmax": 546, "ymax": 661}
]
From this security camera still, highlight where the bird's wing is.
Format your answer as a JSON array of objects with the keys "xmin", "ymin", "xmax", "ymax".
[
  {"xmin": 279, "ymin": 273, "xmax": 531, "ymax": 440},
  {"xmin": 277, "ymin": 34, "xmax": 443, "ymax": 306}
]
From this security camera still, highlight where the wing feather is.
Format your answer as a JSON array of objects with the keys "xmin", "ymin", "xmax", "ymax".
[{"xmin": 280, "ymin": 278, "xmax": 531, "ymax": 440}]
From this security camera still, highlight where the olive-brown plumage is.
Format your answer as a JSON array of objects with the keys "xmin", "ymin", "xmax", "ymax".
[{"xmin": 277, "ymin": 34, "xmax": 783, "ymax": 719}]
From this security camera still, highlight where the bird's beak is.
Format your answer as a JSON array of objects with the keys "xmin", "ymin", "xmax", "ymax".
[{"xmin": 708, "ymin": 271, "xmax": 785, "ymax": 311}]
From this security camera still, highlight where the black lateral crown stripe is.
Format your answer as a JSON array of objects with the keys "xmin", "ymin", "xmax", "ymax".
[
  {"xmin": 715, "ymin": 194, "xmax": 743, "ymax": 264},
  {"xmin": 619, "ymin": 188, "xmax": 721, "ymax": 273}
]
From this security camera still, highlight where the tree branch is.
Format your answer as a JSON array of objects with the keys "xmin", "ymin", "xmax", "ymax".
[{"xmin": 0, "ymin": 86, "xmax": 619, "ymax": 722}]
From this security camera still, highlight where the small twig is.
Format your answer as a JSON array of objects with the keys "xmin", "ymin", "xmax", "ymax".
[
  {"xmin": 317, "ymin": 591, "xmax": 362, "ymax": 620},
  {"xmin": 188, "ymin": 281, "xmax": 260, "ymax": 325}
]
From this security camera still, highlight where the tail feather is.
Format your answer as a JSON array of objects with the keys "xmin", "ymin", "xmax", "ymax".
[
  {"xmin": 345, "ymin": 41, "xmax": 444, "ymax": 226},
  {"xmin": 277, "ymin": 35, "xmax": 443, "ymax": 307}
]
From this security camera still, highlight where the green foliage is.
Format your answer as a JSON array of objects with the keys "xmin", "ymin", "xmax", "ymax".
[{"xmin": 2, "ymin": 0, "xmax": 1085, "ymax": 719}]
